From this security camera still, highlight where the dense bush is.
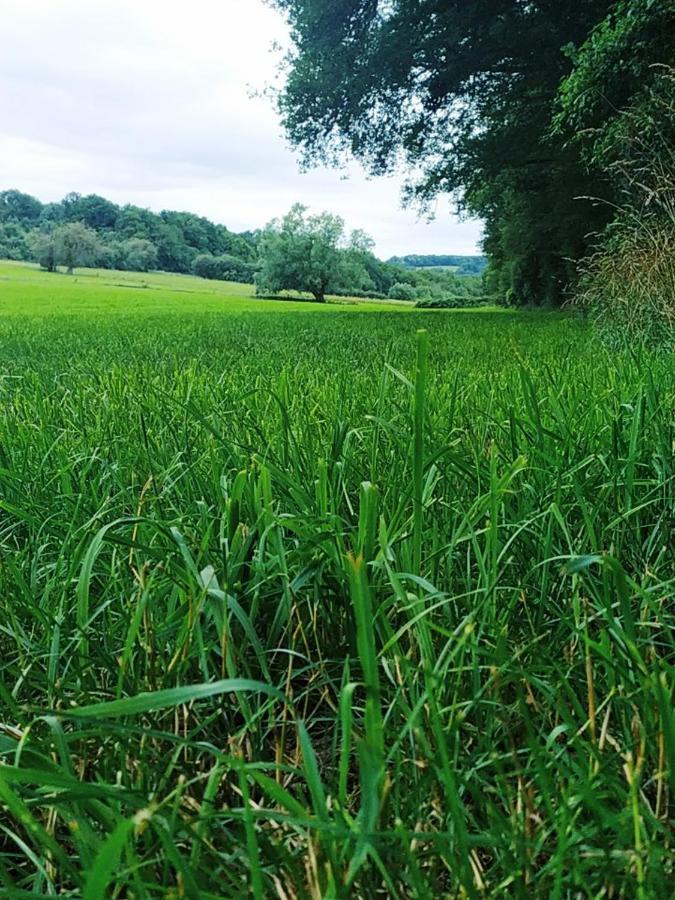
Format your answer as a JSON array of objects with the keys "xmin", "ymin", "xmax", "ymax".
[
  {"xmin": 556, "ymin": 4, "xmax": 675, "ymax": 347},
  {"xmin": 388, "ymin": 282, "xmax": 418, "ymax": 301},
  {"xmin": 331, "ymin": 287, "xmax": 388, "ymax": 300},
  {"xmin": 575, "ymin": 217, "xmax": 675, "ymax": 350},
  {"xmin": 193, "ymin": 253, "xmax": 225, "ymax": 280},
  {"xmin": 193, "ymin": 253, "xmax": 257, "ymax": 283},
  {"xmin": 415, "ymin": 294, "xmax": 491, "ymax": 309},
  {"xmin": 567, "ymin": 67, "xmax": 675, "ymax": 348},
  {"xmin": 121, "ymin": 237, "xmax": 158, "ymax": 272}
]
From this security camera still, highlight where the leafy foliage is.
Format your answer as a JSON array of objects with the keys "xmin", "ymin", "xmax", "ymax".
[
  {"xmin": 116, "ymin": 237, "xmax": 158, "ymax": 273},
  {"xmin": 192, "ymin": 253, "xmax": 257, "ymax": 283},
  {"xmin": 44, "ymin": 222, "xmax": 100, "ymax": 274},
  {"xmin": 556, "ymin": 0, "xmax": 675, "ymax": 173},
  {"xmin": 388, "ymin": 281, "xmax": 417, "ymax": 301},
  {"xmin": 0, "ymin": 188, "xmax": 257, "ymax": 276},
  {"xmin": 389, "ymin": 254, "xmax": 487, "ymax": 275},
  {"xmin": 415, "ymin": 294, "xmax": 492, "ymax": 309},
  {"xmin": 271, "ymin": 0, "xmax": 617, "ymax": 306},
  {"xmin": 556, "ymin": 1, "xmax": 675, "ymax": 347},
  {"xmin": 256, "ymin": 204, "xmax": 349, "ymax": 301}
]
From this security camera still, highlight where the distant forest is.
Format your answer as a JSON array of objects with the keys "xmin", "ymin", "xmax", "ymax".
[
  {"xmin": 0, "ymin": 189, "xmax": 258, "ymax": 279},
  {"xmin": 0, "ymin": 188, "xmax": 487, "ymax": 303},
  {"xmin": 388, "ymin": 255, "xmax": 487, "ymax": 276}
]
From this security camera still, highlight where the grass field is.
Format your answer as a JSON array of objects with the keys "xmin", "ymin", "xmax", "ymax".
[
  {"xmin": 0, "ymin": 261, "xmax": 415, "ymax": 316},
  {"xmin": 0, "ymin": 262, "xmax": 673, "ymax": 897}
]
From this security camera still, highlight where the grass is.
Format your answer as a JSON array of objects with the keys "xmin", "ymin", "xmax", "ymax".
[
  {"xmin": 0, "ymin": 261, "xmax": 415, "ymax": 316},
  {"xmin": 0, "ymin": 262, "xmax": 673, "ymax": 897}
]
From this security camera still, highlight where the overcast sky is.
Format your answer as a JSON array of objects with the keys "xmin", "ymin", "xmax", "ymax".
[{"xmin": 0, "ymin": 0, "xmax": 483, "ymax": 258}]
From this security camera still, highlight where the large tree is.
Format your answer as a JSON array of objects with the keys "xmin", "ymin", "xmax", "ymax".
[
  {"xmin": 257, "ymin": 203, "xmax": 361, "ymax": 302},
  {"xmin": 52, "ymin": 223, "xmax": 100, "ymax": 274},
  {"xmin": 271, "ymin": 0, "xmax": 616, "ymax": 305},
  {"xmin": 0, "ymin": 189, "xmax": 42, "ymax": 225}
]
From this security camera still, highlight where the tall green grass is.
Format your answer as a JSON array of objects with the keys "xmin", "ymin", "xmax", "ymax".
[{"xmin": 0, "ymin": 302, "xmax": 673, "ymax": 896}]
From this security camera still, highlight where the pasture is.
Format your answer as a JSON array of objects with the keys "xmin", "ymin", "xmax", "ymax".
[
  {"xmin": 0, "ymin": 263, "xmax": 673, "ymax": 897},
  {"xmin": 0, "ymin": 261, "xmax": 412, "ymax": 316}
]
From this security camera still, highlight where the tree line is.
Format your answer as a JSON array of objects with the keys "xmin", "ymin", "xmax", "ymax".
[
  {"xmin": 0, "ymin": 190, "xmax": 485, "ymax": 304},
  {"xmin": 0, "ymin": 190, "xmax": 258, "ymax": 280},
  {"xmin": 271, "ymin": 0, "xmax": 674, "ymax": 334},
  {"xmin": 388, "ymin": 256, "xmax": 487, "ymax": 276}
]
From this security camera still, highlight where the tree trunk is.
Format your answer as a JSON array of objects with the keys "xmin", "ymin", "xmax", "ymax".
[
  {"xmin": 67, "ymin": 265, "xmax": 74, "ymax": 275},
  {"xmin": 313, "ymin": 288, "xmax": 326, "ymax": 303}
]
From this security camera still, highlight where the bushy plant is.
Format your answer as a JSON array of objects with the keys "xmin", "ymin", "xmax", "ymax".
[
  {"xmin": 193, "ymin": 253, "xmax": 256, "ymax": 283},
  {"xmin": 388, "ymin": 282, "xmax": 417, "ymax": 301},
  {"xmin": 121, "ymin": 237, "xmax": 158, "ymax": 272},
  {"xmin": 575, "ymin": 217, "xmax": 675, "ymax": 350},
  {"xmin": 219, "ymin": 254, "xmax": 256, "ymax": 283},
  {"xmin": 569, "ymin": 68, "xmax": 675, "ymax": 349},
  {"xmin": 556, "ymin": 7, "xmax": 675, "ymax": 347},
  {"xmin": 415, "ymin": 294, "xmax": 490, "ymax": 309}
]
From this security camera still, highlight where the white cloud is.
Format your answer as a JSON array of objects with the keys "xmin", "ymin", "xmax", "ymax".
[{"xmin": 0, "ymin": 0, "xmax": 483, "ymax": 257}]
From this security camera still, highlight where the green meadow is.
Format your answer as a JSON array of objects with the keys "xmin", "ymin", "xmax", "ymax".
[
  {"xmin": 0, "ymin": 261, "xmax": 412, "ymax": 316},
  {"xmin": 0, "ymin": 262, "xmax": 673, "ymax": 897}
]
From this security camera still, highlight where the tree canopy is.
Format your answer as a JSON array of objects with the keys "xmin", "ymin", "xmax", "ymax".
[
  {"xmin": 0, "ymin": 189, "xmax": 258, "ymax": 278},
  {"xmin": 271, "ymin": 0, "xmax": 623, "ymax": 305},
  {"xmin": 555, "ymin": 0, "xmax": 675, "ymax": 347},
  {"xmin": 257, "ymin": 204, "xmax": 366, "ymax": 302},
  {"xmin": 556, "ymin": 0, "xmax": 675, "ymax": 180}
]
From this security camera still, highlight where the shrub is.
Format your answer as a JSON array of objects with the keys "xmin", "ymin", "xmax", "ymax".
[
  {"xmin": 121, "ymin": 238, "xmax": 158, "ymax": 272},
  {"xmin": 193, "ymin": 254, "xmax": 221, "ymax": 279},
  {"xmin": 574, "ymin": 217, "xmax": 675, "ymax": 350},
  {"xmin": 331, "ymin": 288, "xmax": 388, "ymax": 300},
  {"xmin": 568, "ymin": 68, "xmax": 675, "ymax": 349},
  {"xmin": 219, "ymin": 255, "xmax": 256, "ymax": 283},
  {"xmin": 193, "ymin": 253, "xmax": 255, "ymax": 283},
  {"xmin": 415, "ymin": 295, "xmax": 491, "ymax": 309},
  {"xmin": 388, "ymin": 282, "xmax": 417, "ymax": 301}
]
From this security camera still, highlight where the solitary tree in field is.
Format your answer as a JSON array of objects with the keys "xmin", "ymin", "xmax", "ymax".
[
  {"xmin": 32, "ymin": 223, "xmax": 100, "ymax": 274},
  {"xmin": 53, "ymin": 223, "xmax": 99, "ymax": 274},
  {"xmin": 257, "ymin": 204, "xmax": 349, "ymax": 303}
]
